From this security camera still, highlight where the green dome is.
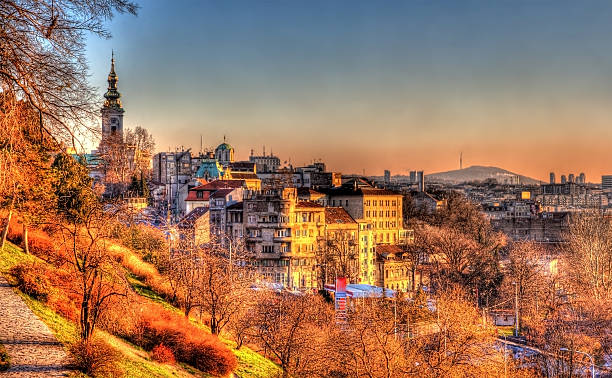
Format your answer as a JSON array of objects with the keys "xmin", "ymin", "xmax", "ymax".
[{"xmin": 216, "ymin": 143, "xmax": 233, "ymax": 151}]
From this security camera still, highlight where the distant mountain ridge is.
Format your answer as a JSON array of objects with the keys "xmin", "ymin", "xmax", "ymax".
[{"xmin": 425, "ymin": 165, "xmax": 542, "ymax": 185}]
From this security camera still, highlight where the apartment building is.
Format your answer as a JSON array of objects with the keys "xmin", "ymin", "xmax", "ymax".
[
  {"xmin": 323, "ymin": 178, "xmax": 404, "ymax": 244},
  {"xmin": 243, "ymin": 188, "xmax": 324, "ymax": 291}
]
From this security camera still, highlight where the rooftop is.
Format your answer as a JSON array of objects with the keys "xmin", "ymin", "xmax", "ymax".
[
  {"xmin": 178, "ymin": 207, "xmax": 209, "ymax": 227},
  {"xmin": 325, "ymin": 207, "xmax": 356, "ymax": 224},
  {"xmin": 295, "ymin": 201, "xmax": 324, "ymax": 209}
]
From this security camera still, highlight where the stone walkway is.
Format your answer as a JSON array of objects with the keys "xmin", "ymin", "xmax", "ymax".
[{"xmin": 0, "ymin": 277, "xmax": 72, "ymax": 377}]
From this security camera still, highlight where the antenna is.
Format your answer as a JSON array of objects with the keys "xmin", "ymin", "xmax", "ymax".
[
  {"xmin": 263, "ymin": 145, "xmax": 266, "ymax": 156},
  {"xmin": 200, "ymin": 135, "xmax": 203, "ymax": 155}
]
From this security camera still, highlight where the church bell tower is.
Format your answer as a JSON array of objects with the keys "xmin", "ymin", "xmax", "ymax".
[{"xmin": 101, "ymin": 51, "xmax": 124, "ymax": 143}]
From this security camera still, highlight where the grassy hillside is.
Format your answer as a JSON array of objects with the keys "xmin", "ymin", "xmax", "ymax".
[{"xmin": 0, "ymin": 240, "xmax": 280, "ymax": 377}]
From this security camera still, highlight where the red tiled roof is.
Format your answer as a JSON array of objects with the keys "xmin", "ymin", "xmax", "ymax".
[
  {"xmin": 178, "ymin": 207, "xmax": 209, "ymax": 228},
  {"xmin": 211, "ymin": 188, "xmax": 235, "ymax": 198},
  {"xmin": 295, "ymin": 201, "xmax": 324, "ymax": 209},
  {"xmin": 360, "ymin": 188, "xmax": 400, "ymax": 196},
  {"xmin": 325, "ymin": 207, "xmax": 356, "ymax": 224},
  {"xmin": 199, "ymin": 179, "xmax": 245, "ymax": 190},
  {"xmin": 376, "ymin": 244, "xmax": 405, "ymax": 260},
  {"xmin": 376, "ymin": 244, "xmax": 403, "ymax": 254},
  {"xmin": 186, "ymin": 190, "xmax": 211, "ymax": 201}
]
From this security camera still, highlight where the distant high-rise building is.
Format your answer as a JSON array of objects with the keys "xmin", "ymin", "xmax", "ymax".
[
  {"xmin": 602, "ymin": 175, "xmax": 612, "ymax": 190},
  {"xmin": 568, "ymin": 173, "xmax": 575, "ymax": 183},
  {"xmin": 549, "ymin": 172, "xmax": 555, "ymax": 184},
  {"xmin": 579, "ymin": 173, "xmax": 586, "ymax": 184},
  {"xmin": 409, "ymin": 171, "xmax": 416, "ymax": 183},
  {"xmin": 561, "ymin": 175, "xmax": 567, "ymax": 184},
  {"xmin": 384, "ymin": 170, "xmax": 391, "ymax": 184},
  {"xmin": 417, "ymin": 171, "xmax": 424, "ymax": 192}
]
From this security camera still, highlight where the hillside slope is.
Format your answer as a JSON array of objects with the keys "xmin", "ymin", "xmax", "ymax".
[
  {"xmin": 0, "ymin": 238, "xmax": 280, "ymax": 377},
  {"xmin": 425, "ymin": 165, "xmax": 542, "ymax": 185}
]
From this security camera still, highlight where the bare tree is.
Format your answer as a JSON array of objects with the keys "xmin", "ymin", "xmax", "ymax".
[
  {"xmin": 165, "ymin": 246, "xmax": 203, "ymax": 318},
  {"xmin": 252, "ymin": 293, "xmax": 332, "ymax": 376},
  {"xmin": 54, "ymin": 202, "xmax": 129, "ymax": 341},
  {"xmin": 501, "ymin": 241, "xmax": 547, "ymax": 329},
  {"xmin": 318, "ymin": 229, "xmax": 359, "ymax": 286},
  {"xmin": 125, "ymin": 126, "xmax": 155, "ymax": 179},
  {"xmin": 0, "ymin": 0, "xmax": 137, "ymax": 146},
  {"xmin": 197, "ymin": 237, "xmax": 257, "ymax": 335},
  {"xmin": 563, "ymin": 211, "xmax": 612, "ymax": 301}
]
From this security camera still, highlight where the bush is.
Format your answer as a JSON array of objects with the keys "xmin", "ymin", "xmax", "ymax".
[
  {"xmin": 0, "ymin": 343, "xmax": 9, "ymax": 371},
  {"xmin": 132, "ymin": 304, "xmax": 237, "ymax": 376},
  {"xmin": 26, "ymin": 230, "xmax": 63, "ymax": 263},
  {"xmin": 9, "ymin": 263, "xmax": 51, "ymax": 301},
  {"xmin": 69, "ymin": 338, "xmax": 121, "ymax": 377},
  {"xmin": 121, "ymin": 224, "xmax": 168, "ymax": 265},
  {"xmin": 151, "ymin": 344, "xmax": 175, "ymax": 364}
]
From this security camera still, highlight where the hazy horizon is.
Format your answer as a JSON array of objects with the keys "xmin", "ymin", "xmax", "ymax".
[{"xmin": 85, "ymin": 0, "xmax": 612, "ymax": 181}]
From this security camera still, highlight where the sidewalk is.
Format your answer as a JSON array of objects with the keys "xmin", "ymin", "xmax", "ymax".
[{"xmin": 0, "ymin": 277, "xmax": 72, "ymax": 377}]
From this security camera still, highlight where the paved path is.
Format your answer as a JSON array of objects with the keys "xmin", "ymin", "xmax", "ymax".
[{"xmin": 0, "ymin": 277, "xmax": 72, "ymax": 377}]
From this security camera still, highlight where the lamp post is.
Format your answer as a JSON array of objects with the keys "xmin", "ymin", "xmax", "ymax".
[
  {"xmin": 512, "ymin": 281, "xmax": 519, "ymax": 337},
  {"xmin": 560, "ymin": 347, "xmax": 595, "ymax": 378},
  {"xmin": 218, "ymin": 233, "xmax": 233, "ymax": 273}
]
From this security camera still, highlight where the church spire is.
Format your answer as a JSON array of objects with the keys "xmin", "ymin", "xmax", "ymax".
[{"xmin": 103, "ymin": 51, "xmax": 123, "ymax": 111}]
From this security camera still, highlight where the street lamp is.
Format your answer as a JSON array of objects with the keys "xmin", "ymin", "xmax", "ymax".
[
  {"xmin": 512, "ymin": 281, "xmax": 519, "ymax": 337},
  {"xmin": 217, "ymin": 233, "xmax": 233, "ymax": 273},
  {"xmin": 559, "ymin": 347, "xmax": 595, "ymax": 378}
]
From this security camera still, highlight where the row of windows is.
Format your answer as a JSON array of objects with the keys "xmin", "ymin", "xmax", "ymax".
[
  {"xmin": 364, "ymin": 200, "xmax": 397, "ymax": 207},
  {"xmin": 258, "ymin": 259, "xmax": 290, "ymax": 267},
  {"xmin": 375, "ymin": 221, "xmax": 398, "ymax": 229},
  {"xmin": 247, "ymin": 213, "xmax": 321, "ymax": 224},
  {"xmin": 378, "ymin": 232, "xmax": 397, "ymax": 243},
  {"xmin": 365, "ymin": 210, "xmax": 397, "ymax": 218}
]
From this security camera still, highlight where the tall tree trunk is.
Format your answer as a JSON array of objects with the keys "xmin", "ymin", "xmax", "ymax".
[
  {"xmin": 22, "ymin": 223, "xmax": 29, "ymax": 254},
  {"xmin": 1, "ymin": 207, "xmax": 14, "ymax": 251}
]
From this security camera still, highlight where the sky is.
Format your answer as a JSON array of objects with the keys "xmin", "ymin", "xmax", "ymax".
[{"xmin": 86, "ymin": 0, "xmax": 612, "ymax": 181}]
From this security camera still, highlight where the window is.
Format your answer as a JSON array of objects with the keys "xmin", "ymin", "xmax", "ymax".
[
  {"xmin": 262, "ymin": 245, "xmax": 274, "ymax": 253},
  {"xmin": 196, "ymin": 191, "xmax": 203, "ymax": 199},
  {"xmin": 345, "ymin": 200, "xmax": 349, "ymax": 206}
]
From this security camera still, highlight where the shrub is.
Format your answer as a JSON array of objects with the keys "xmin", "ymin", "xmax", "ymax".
[
  {"xmin": 9, "ymin": 263, "xmax": 51, "ymax": 301},
  {"xmin": 132, "ymin": 304, "xmax": 237, "ymax": 376},
  {"xmin": 6, "ymin": 219, "xmax": 23, "ymax": 244},
  {"xmin": 98, "ymin": 295, "xmax": 140, "ymax": 338},
  {"xmin": 151, "ymin": 344, "xmax": 175, "ymax": 364},
  {"xmin": 69, "ymin": 338, "xmax": 121, "ymax": 377},
  {"xmin": 0, "ymin": 343, "xmax": 9, "ymax": 371},
  {"xmin": 26, "ymin": 230, "xmax": 62, "ymax": 263}
]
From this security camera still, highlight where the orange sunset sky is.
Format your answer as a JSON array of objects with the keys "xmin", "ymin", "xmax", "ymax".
[{"xmin": 85, "ymin": 1, "xmax": 612, "ymax": 182}]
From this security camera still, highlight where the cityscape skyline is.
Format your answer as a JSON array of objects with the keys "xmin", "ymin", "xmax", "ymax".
[{"xmin": 86, "ymin": 0, "xmax": 612, "ymax": 180}]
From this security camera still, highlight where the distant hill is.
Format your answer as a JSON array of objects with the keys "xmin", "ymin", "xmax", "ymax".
[{"xmin": 425, "ymin": 165, "xmax": 542, "ymax": 185}]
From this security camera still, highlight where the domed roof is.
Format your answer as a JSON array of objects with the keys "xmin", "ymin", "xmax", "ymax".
[{"xmin": 216, "ymin": 142, "xmax": 233, "ymax": 151}]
